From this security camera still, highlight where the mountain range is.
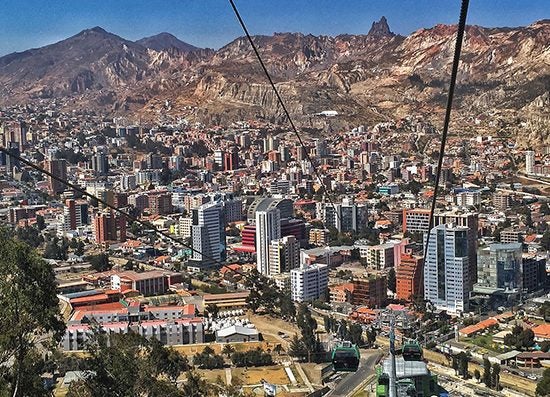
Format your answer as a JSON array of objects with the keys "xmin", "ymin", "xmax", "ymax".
[{"xmin": 0, "ymin": 18, "xmax": 549, "ymax": 145}]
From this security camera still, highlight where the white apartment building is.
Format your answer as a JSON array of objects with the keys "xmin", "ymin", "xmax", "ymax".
[
  {"xmin": 291, "ymin": 263, "xmax": 328, "ymax": 302},
  {"xmin": 256, "ymin": 208, "xmax": 281, "ymax": 275}
]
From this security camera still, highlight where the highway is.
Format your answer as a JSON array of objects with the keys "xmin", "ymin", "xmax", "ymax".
[{"xmin": 327, "ymin": 349, "xmax": 383, "ymax": 397}]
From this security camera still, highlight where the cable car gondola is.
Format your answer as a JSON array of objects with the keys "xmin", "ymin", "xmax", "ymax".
[
  {"xmin": 402, "ymin": 340, "xmax": 423, "ymax": 361},
  {"xmin": 331, "ymin": 341, "xmax": 360, "ymax": 372}
]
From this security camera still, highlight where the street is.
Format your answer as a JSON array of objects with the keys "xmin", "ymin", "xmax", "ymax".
[{"xmin": 327, "ymin": 349, "xmax": 383, "ymax": 397}]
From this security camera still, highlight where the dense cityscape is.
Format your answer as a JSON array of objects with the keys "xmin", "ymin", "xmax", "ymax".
[{"xmin": 1, "ymin": 3, "xmax": 550, "ymax": 397}]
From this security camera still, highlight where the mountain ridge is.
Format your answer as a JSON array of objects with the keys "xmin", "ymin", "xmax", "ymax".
[{"xmin": 0, "ymin": 19, "xmax": 548, "ymax": 145}]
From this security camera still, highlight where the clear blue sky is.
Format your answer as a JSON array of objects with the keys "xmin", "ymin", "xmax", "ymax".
[{"xmin": 0, "ymin": 0, "xmax": 548, "ymax": 56}]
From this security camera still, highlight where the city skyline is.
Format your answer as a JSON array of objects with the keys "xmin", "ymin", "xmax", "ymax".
[{"xmin": 0, "ymin": 0, "xmax": 549, "ymax": 56}]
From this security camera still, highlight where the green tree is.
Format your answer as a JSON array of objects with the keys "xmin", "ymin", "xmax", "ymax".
[
  {"xmin": 0, "ymin": 232, "xmax": 65, "ymax": 396},
  {"xmin": 72, "ymin": 330, "xmax": 183, "ymax": 397},
  {"xmin": 536, "ymin": 368, "xmax": 550, "ymax": 397},
  {"xmin": 181, "ymin": 370, "xmax": 209, "ymax": 397},
  {"xmin": 87, "ymin": 253, "xmax": 111, "ymax": 272},
  {"xmin": 483, "ymin": 358, "xmax": 492, "ymax": 388},
  {"xmin": 206, "ymin": 303, "xmax": 220, "ymax": 319},
  {"xmin": 491, "ymin": 363, "xmax": 500, "ymax": 390},
  {"xmin": 474, "ymin": 369, "xmax": 481, "ymax": 383},
  {"xmin": 222, "ymin": 344, "xmax": 236, "ymax": 359},
  {"xmin": 149, "ymin": 338, "xmax": 189, "ymax": 383},
  {"xmin": 288, "ymin": 334, "xmax": 307, "ymax": 361},
  {"xmin": 348, "ymin": 324, "xmax": 364, "ymax": 346},
  {"xmin": 36, "ymin": 214, "xmax": 46, "ymax": 230}
]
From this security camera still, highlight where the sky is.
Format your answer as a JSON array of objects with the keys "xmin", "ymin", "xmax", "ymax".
[{"xmin": 0, "ymin": 0, "xmax": 548, "ymax": 56}]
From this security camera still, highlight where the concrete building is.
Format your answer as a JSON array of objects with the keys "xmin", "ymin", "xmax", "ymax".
[
  {"xmin": 361, "ymin": 243, "xmax": 395, "ymax": 270},
  {"xmin": 424, "ymin": 223, "xmax": 470, "ymax": 314},
  {"xmin": 62, "ymin": 303, "xmax": 203, "ymax": 350},
  {"xmin": 46, "ymin": 158, "xmax": 67, "ymax": 195},
  {"xmin": 256, "ymin": 208, "xmax": 281, "ymax": 275},
  {"xmin": 476, "ymin": 243, "xmax": 522, "ymax": 292},
  {"xmin": 291, "ymin": 263, "xmax": 328, "ymax": 302},
  {"xmin": 191, "ymin": 201, "xmax": 224, "ymax": 268},
  {"xmin": 396, "ymin": 254, "xmax": 424, "ymax": 302},
  {"xmin": 216, "ymin": 325, "xmax": 259, "ymax": 343},
  {"xmin": 351, "ymin": 275, "xmax": 387, "ymax": 308},
  {"xmin": 269, "ymin": 235, "xmax": 300, "ymax": 275},
  {"xmin": 110, "ymin": 270, "xmax": 182, "ymax": 296},
  {"xmin": 316, "ymin": 197, "xmax": 367, "ymax": 232},
  {"xmin": 526, "ymin": 150, "xmax": 535, "ymax": 174},
  {"xmin": 93, "ymin": 210, "xmax": 126, "ymax": 244}
]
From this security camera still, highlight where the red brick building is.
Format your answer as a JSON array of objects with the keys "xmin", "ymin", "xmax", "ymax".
[{"xmin": 396, "ymin": 254, "xmax": 424, "ymax": 302}]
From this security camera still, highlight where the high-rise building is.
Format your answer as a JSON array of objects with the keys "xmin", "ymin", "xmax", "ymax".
[
  {"xmin": 94, "ymin": 210, "xmax": 127, "ymax": 244},
  {"xmin": 4, "ymin": 142, "xmax": 20, "ymax": 175},
  {"xmin": 434, "ymin": 211, "xmax": 478, "ymax": 288},
  {"xmin": 402, "ymin": 208, "xmax": 431, "ymax": 234},
  {"xmin": 351, "ymin": 275, "xmax": 387, "ymax": 308},
  {"xmin": 63, "ymin": 199, "xmax": 89, "ymax": 232},
  {"xmin": 424, "ymin": 223, "xmax": 470, "ymax": 314},
  {"xmin": 214, "ymin": 150, "xmax": 225, "ymax": 170},
  {"xmin": 291, "ymin": 263, "xmax": 328, "ymax": 302},
  {"xmin": 46, "ymin": 158, "xmax": 67, "ymax": 195},
  {"xmin": 223, "ymin": 148, "xmax": 239, "ymax": 171},
  {"xmin": 148, "ymin": 192, "xmax": 173, "ymax": 215},
  {"xmin": 191, "ymin": 202, "xmax": 224, "ymax": 267},
  {"xmin": 522, "ymin": 255, "xmax": 547, "ymax": 293},
  {"xmin": 526, "ymin": 150, "xmax": 535, "ymax": 174},
  {"xmin": 396, "ymin": 254, "xmax": 424, "ymax": 302},
  {"xmin": 316, "ymin": 197, "xmax": 366, "ymax": 232},
  {"xmin": 492, "ymin": 193, "xmax": 512, "ymax": 210},
  {"xmin": 91, "ymin": 150, "xmax": 109, "ymax": 176},
  {"xmin": 269, "ymin": 236, "xmax": 300, "ymax": 275},
  {"xmin": 403, "ymin": 209, "xmax": 478, "ymax": 288},
  {"xmin": 256, "ymin": 208, "xmax": 281, "ymax": 275},
  {"xmin": 476, "ymin": 243, "xmax": 522, "ymax": 292}
]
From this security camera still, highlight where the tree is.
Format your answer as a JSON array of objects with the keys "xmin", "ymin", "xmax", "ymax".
[
  {"xmin": 222, "ymin": 344, "xmax": 235, "ymax": 359},
  {"xmin": 43, "ymin": 236, "xmax": 69, "ymax": 260},
  {"xmin": 206, "ymin": 303, "xmax": 220, "ymax": 319},
  {"xmin": 149, "ymin": 338, "xmax": 189, "ymax": 383},
  {"xmin": 87, "ymin": 253, "xmax": 111, "ymax": 272},
  {"xmin": 36, "ymin": 215, "xmax": 46, "ymax": 231},
  {"xmin": 474, "ymin": 369, "xmax": 481, "ymax": 383},
  {"xmin": 491, "ymin": 363, "xmax": 500, "ymax": 390},
  {"xmin": 348, "ymin": 324, "xmax": 364, "ymax": 346},
  {"xmin": 387, "ymin": 268, "xmax": 396, "ymax": 293},
  {"xmin": 0, "ymin": 231, "xmax": 65, "ymax": 396},
  {"xmin": 273, "ymin": 344, "xmax": 283, "ymax": 355},
  {"xmin": 15, "ymin": 225, "xmax": 43, "ymax": 248},
  {"xmin": 181, "ymin": 370, "xmax": 210, "ymax": 397},
  {"xmin": 73, "ymin": 330, "xmax": 183, "ymax": 397},
  {"xmin": 536, "ymin": 368, "xmax": 550, "ymax": 397},
  {"xmin": 289, "ymin": 334, "xmax": 307, "ymax": 361},
  {"xmin": 483, "ymin": 358, "xmax": 492, "ymax": 388}
]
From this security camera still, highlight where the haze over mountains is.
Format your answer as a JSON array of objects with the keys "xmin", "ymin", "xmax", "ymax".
[{"xmin": 0, "ymin": 17, "xmax": 548, "ymax": 143}]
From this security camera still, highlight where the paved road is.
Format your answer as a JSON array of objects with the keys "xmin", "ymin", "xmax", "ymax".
[{"xmin": 327, "ymin": 349, "xmax": 383, "ymax": 397}]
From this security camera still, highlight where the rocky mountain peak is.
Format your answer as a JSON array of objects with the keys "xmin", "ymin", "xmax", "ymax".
[
  {"xmin": 136, "ymin": 32, "xmax": 199, "ymax": 52},
  {"xmin": 368, "ymin": 16, "xmax": 393, "ymax": 38}
]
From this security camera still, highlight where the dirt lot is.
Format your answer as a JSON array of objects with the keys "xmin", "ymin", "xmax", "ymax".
[
  {"xmin": 233, "ymin": 365, "xmax": 290, "ymax": 385},
  {"xmin": 249, "ymin": 313, "xmax": 300, "ymax": 347}
]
